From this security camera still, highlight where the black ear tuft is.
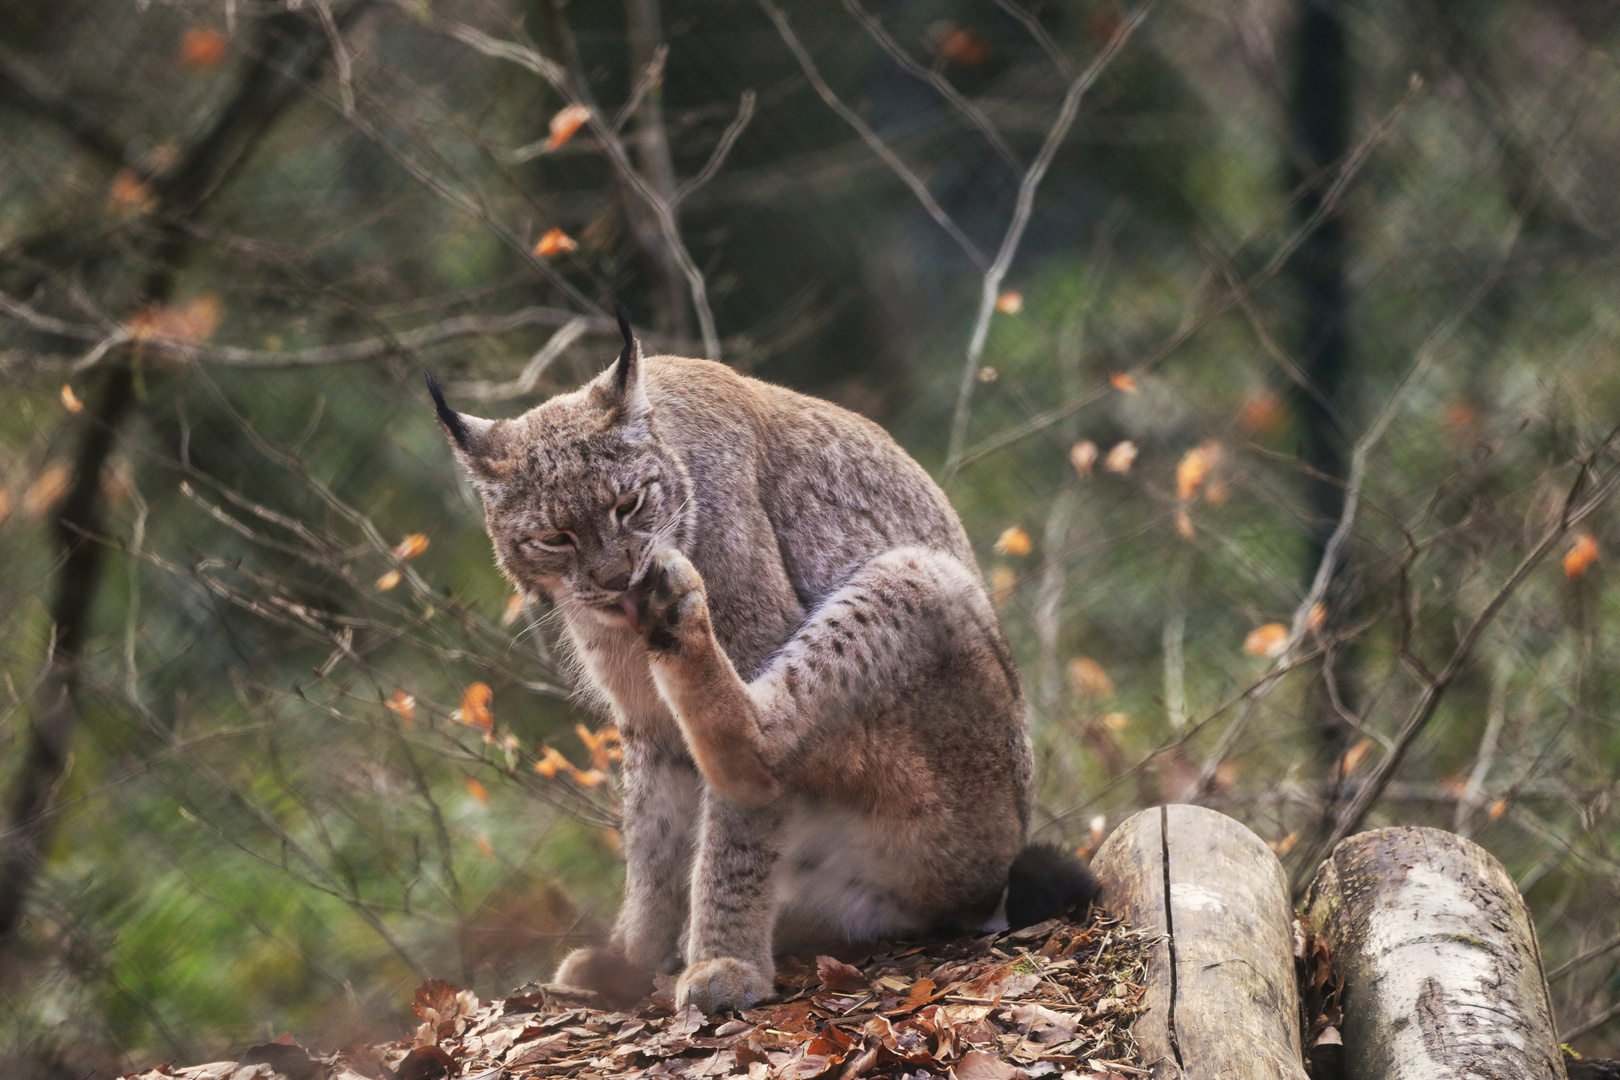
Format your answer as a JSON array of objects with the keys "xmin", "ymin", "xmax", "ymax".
[
  {"xmin": 614, "ymin": 303, "xmax": 637, "ymax": 399},
  {"xmin": 424, "ymin": 369, "xmax": 471, "ymax": 449}
]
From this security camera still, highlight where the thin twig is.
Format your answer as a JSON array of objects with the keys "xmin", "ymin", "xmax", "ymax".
[{"xmin": 674, "ymin": 91, "xmax": 758, "ymax": 205}]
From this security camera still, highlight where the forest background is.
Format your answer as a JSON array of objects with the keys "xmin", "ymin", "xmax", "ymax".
[{"xmin": 2, "ymin": 0, "xmax": 1618, "ymax": 1074}]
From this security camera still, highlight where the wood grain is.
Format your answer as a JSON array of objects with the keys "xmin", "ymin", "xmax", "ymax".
[{"xmin": 1092, "ymin": 804, "xmax": 1307, "ymax": 1080}]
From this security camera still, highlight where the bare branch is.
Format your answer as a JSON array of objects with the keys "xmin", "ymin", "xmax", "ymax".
[{"xmin": 674, "ymin": 91, "xmax": 758, "ymax": 206}]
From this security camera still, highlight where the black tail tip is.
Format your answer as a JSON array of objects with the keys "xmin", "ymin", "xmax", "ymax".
[{"xmin": 1006, "ymin": 842, "xmax": 1100, "ymax": 929}]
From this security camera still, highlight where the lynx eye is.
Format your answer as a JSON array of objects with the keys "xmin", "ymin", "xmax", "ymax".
[
  {"xmin": 525, "ymin": 531, "xmax": 575, "ymax": 552},
  {"xmin": 614, "ymin": 488, "xmax": 646, "ymax": 524}
]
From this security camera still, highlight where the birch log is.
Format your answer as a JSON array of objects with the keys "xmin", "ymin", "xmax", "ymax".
[
  {"xmin": 1091, "ymin": 804, "xmax": 1308, "ymax": 1080},
  {"xmin": 1304, "ymin": 827, "xmax": 1567, "ymax": 1080}
]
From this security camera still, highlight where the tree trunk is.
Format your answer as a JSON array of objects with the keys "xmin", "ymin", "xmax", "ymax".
[
  {"xmin": 1092, "ymin": 804, "xmax": 1308, "ymax": 1080},
  {"xmin": 1303, "ymin": 827, "xmax": 1567, "ymax": 1080}
]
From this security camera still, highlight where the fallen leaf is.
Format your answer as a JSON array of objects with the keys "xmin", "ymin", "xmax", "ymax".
[
  {"xmin": 376, "ymin": 569, "xmax": 403, "ymax": 591},
  {"xmin": 816, "ymin": 955, "xmax": 869, "ymax": 993},
  {"xmin": 60, "ymin": 384, "xmax": 84, "ymax": 413},
  {"xmin": 1103, "ymin": 441, "xmax": 1137, "ymax": 474},
  {"xmin": 179, "ymin": 27, "xmax": 228, "ymax": 68},
  {"xmin": 546, "ymin": 103, "xmax": 592, "ymax": 150},
  {"xmin": 394, "ymin": 533, "xmax": 429, "ymax": 559},
  {"xmin": 1069, "ymin": 440, "xmax": 1098, "ymax": 475},
  {"xmin": 460, "ymin": 682, "xmax": 494, "ymax": 730},
  {"xmin": 1066, "ymin": 657, "xmax": 1114, "ymax": 698},
  {"xmin": 464, "ymin": 777, "xmax": 489, "ymax": 804},
  {"xmin": 1243, "ymin": 622, "xmax": 1289, "ymax": 658},
  {"xmin": 534, "ymin": 227, "xmax": 578, "ymax": 257},
  {"xmin": 1564, "ymin": 533, "xmax": 1599, "ymax": 579},
  {"xmin": 995, "ymin": 527, "xmax": 1032, "ymax": 556},
  {"xmin": 386, "ymin": 690, "xmax": 416, "ymax": 724},
  {"xmin": 996, "ymin": 291, "xmax": 1023, "ymax": 315},
  {"xmin": 1109, "ymin": 372, "xmax": 1137, "ymax": 393},
  {"xmin": 956, "ymin": 1048, "xmax": 1023, "ymax": 1080}
]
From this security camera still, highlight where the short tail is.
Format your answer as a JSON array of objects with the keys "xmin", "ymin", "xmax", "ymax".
[{"xmin": 1005, "ymin": 842, "xmax": 1101, "ymax": 929}]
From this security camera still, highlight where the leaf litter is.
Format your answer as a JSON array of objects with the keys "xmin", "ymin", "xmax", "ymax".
[{"xmin": 121, "ymin": 915, "xmax": 1150, "ymax": 1080}]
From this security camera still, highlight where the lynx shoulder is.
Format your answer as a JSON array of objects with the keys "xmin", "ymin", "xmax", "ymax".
[{"xmin": 429, "ymin": 310, "xmax": 1095, "ymax": 1014}]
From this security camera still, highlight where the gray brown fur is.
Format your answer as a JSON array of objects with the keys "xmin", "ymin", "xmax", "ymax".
[{"xmin": 432, "ymin": 332, "xmax": 1033, "ymax": 1013}]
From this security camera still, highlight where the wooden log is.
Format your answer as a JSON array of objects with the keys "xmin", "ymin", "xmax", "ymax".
[
  {"xmin": 1304, "ymin": 826, "xmax": 1567, "ymax": 1080},
  {"xmin": 1092, "ymin": 804, "xmax": 1308, "ymax": 1080}
]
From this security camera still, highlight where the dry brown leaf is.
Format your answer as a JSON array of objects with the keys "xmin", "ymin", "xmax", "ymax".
[
  {"xmin": 977, "ymin": 365, "xmax": 999, "ymax": 383},
  {"xmin": 956, "ymin": 1048, "xmax": 1024, "ymax": 1080},
  {"xmin": 393, "ymin": 533, "xmax": 429, "ymax": 559},
  {"xmin": 1109, "ymin": 373, "xmax": 1137, "ymax": 393},
  {"xmin": 1238, "ymin": 389, "xmax": 1285, "ymax": 434},
  {"xmin": 1488, "ymin": 797, "xmax": 1508, "ymax": 821},
  {"xmin": 1103, "ymin": 441, "xmax": 1137, "ymax": 474},
  {"xmin": 60, "ymin": 384, "xmax": 84, "ymax": 413},
  {"xmin": 179, "ymin": 27, "xmax": 228, "ymax": 68},
  {"xmin": 1175, "ymin": 441, "xmax": 1221, "ymax": 501},
  {"xmin": 464, "ymin": 777, "xmax": 489, "ymax": 804},
  {"xmin": 108, "ymin": 169, "xmax": 155, "ymax": 213},
  {"xmin": 386, "ymin": 690, "xmax": 416, "ymax": 725},
  {"xmin": 995, "ymin": 291, "xmax": 1023, "ymax": 315},
  {"xmin": 1339, "ymin": 738, "xmax": 1373, "ymax": 777},
  {"xmin": 816, "ymin": 955, "xmax": 869, "ymax": 993},
  {"xmin": 375, "ymin": 569, "xmax": 402, "ymax": 591},
  {"xmin": 935, "ymin": 26, "xmax": 987, "ymax": 66}
]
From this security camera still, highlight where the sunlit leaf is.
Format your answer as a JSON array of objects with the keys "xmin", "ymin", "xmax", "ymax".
[
  {"xmin": 1109, "ymin": 372, "xmax": 1137, "ymax": 392},
  {"xmin": 393, "ymin": 533, "xmax": 429, "ymax": 559},
  {"xmin": 1307, "ymin": 602, "xmax": 1327, "ymax": 631},
  {"xmin": 1564, "ymin": 532, "xmax": 1598, "ymax": 578},
  {"xmin": 459, "ymin": 682, "xmax": 494, "ymax": 730},
  {"xmin": 386, "ymin": 690, "xmax": 416, "ymax": 725},
  {"xmin": 1243, "ymin": 622, "xmax": 1288, "ymax": 657},
  {"xmin": 1174, "ymin": 506, "xmax": 1193, "ymax": 539},
  {"xmin": 1069, "ymin": 440, "xmax": 1098, "ymax": 475},
  {"xmin": 994, "ymin": 526, "xmax": 1031, "ymax": 556},
  {"xmin": 1103, "ymin": 441, "xmax": 1137, "ymax": 474},
  {"xmin": 934, "ymin": 26, "xmax": 987, "ymax": 66},
  {"xmin": 1175, "ymin": 442, "xmax": 1220, "ymax": 501},
  {"xmin": 1067, "ymin": 657, "xmax": 1114, "ymax": 698},
  {"xmin": 375, "ymin": 569, "xmax": 402, "ymax": 591},
  {"xmin": 1268, "ymin": 831, "xmax": 1299, "ymax": 855},
  {"xmin": 534, "ymin": 745, "xmax": 568, "ymax": 779},
  {"xmin": 465, "ymin": 777, "xmax": 490, "ymax": 804},
  {"xmin": 576, "ymin": 723, "xmax": 621, "ymax": 771},
  {"xmin": 108, "ymin": 169, "xmax": 155, "ymax": 213},
  {"xmin": 127, "ymin": 295, "xmax": 222, "ymax": 342},
  {"xmin": 1102, "ymin": 711, "xmax": 1129, "ymax": 732},
  {"xmin": 1488, "ymin": 797, "xmax": 1508, "ymax": 821},
  {"xmin": 179, "ymin": 27, "xmax": 228, "ymax": 68},
  {"xmin": 501, "ymin": 592, "xmax": 525, "ymax": 626},
  {"xmin": 1339, "ymin": 738, "xmax": 1373, "ymax": 777},
  {"xmin": 534, "ymin": 227, "xmax": 578, "ymax": 257},
  {"xmin": 60, "ymin": 384, "xmax": 84, "ymax": 413},
  {"xmin": 474, "ymin": 832, "xmax": 495, "ymax": 858},
  {"xmin": 1238, "ymin": 389, "xmax": 1285, "ymax": 434},
  {"xmin": 546, "ymin": 103, "xmax": 592, "ymax": 150},
  {"xmin": 995, "ymin": 290, "xmax": 1023, "ymax": 314},
  {"xmin": 568, "ymin": 767, "xmax": 609, "ymax": 787}
]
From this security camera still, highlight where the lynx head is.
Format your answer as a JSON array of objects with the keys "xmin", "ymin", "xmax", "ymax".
[{"xmin": 427, "ymin": 309, "xmax": 691, "ymax": 628}]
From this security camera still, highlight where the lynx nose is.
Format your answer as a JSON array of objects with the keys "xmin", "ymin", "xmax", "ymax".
[{"xmin": 592, "ymin": 570, "xmax": 632, "ymax": 593}]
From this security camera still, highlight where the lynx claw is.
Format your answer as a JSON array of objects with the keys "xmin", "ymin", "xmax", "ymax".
[
  {"xmin": 635, "ymin": 548, "xmax": 708, "ymax": 654},
  {"xmin": 674, "ymin": 956, "xmax": 774, "ymax": 1014}
]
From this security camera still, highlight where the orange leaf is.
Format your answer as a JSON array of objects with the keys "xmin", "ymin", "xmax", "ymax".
[
  {"xmin": 816, "ymin": 955, "xmax": 869, "ymax": 993},
  {"xmin": 375, "ymin": 569, "xmax": 402, "ymax": 591},
  {"xmin": 502, "ymin": 592, "xmax": 525, "ymax": 626},
  {"xmin": 22, "ymin": 464, "xmax": 72, "ymax": 519},
  {"xmin": 1488, "ymin": 797, "xmax": 1508, "ymax": 821},
  {"xmin": 474, "ymin": 832, "xmax": 495, "ymax": 858},
  {"xmin": 1109, "ymin": 372, "xmax": 1137, "ymax": 392},
  {"xmin": 386, "ymin": 690, "xmax": 416, "ymax": 724},
  {"xmin": 1103, "ymin": 440, "xmax": 1138, "ymax": 474},
  {"xmin": 459, "ymin": 682, "xmax": 494, "ymax": 730},
  {"xmin": 1268, "ymin": 831, "xmax": 1299, "ymax": 855},
  {"xmin": 994, "ymin": 526, "xmax": 1032, "ymax": 556},
  {"xmin": 936, "ymin": 27, "xmax": 987, "ymax": 66},
  {"xmin": 1307, "ymin": 602, "xmax": 1327, "ymax": 631},
  {"xmin": 1339, "ymin": 737, "xmax": 1373, "ymax": 777},
  {"xmin": 994, "ymin": 290, "xmax": 1023, "ymax": 315},
  {"xmin": 1243, "ymin": 622, "xmax": 1289, "ymax": 658},
  {"xmin": 1564, "ymin": 533, "xmax": 1599, "ymax": 579},
  {"xmin": 567, "ymin": 766, "xmax": 608, "ymax": 788},
  {"xmin": 464, "ymin": 777, "xmax": 490, "ymax": 804},
  {"xmin": 545, "ymin": 103, "xmax": 592, "ymax": 151},
  {"xmin": 1102, "ymin": 711, "xmax": 1130, "ymax": 731},
  {"xmin": 1069, "ymin": 440, "xmax": 1098, "ymax": 475},
  {"xmin": 60, "ymin": 384, "xmax": 84, "ymax": 413},
  {"xmin": 393, "ymin": 533, "xmax": 429, "ymax": 560},
  {"xmin": 1175, "ymin": 441, "xmax": 1221, "ymax": 501},
  {"xmin": 1238, "ymin": 389, "xmax": 1285, "ymax": 434},
  {"xmin": 576, "ymin": 723, "xmax": 621, "ymax": 771},
  {"xmin": 179, "ymin": 27, "xmax": 228, "ymax": 69},
  {"xmin": 1067, "ymin": 657, "xmax": 1114, "ymax": 698},
  {"xmin": 127, "ymin": 296, "xmax": 222, "ymax": 343},
  {"xmin": 534, "ymin": 227, "xmax": 577, "ymax": 257},
  {"xmin": 108, "ymin": 170, "xmax": 155, "ymax": 213},
  {"xmin": 533, "ymin": 745, "xmax": 568, "ymax": 778}
]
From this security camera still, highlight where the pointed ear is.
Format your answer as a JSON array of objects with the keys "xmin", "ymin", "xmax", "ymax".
[
  {"xmin": 602, "ymin": 304, "xmax": 648, "ymax": 419},
  {"xmin": 425, "ymin": 369, "xmax": 499, "ymax": 469}
]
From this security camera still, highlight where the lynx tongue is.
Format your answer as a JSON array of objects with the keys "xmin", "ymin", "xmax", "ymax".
[{"xmin": 620, "ymin": 596, "xmax": 642, "ymax": 635}]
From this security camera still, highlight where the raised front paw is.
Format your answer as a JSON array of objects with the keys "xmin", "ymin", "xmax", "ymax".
[
  {"xmin": 674, "ymin": 956, "xmax": 774, "ymax": 1014},
  {"xmin": 552, "ymin": 945, "xmax": 653, "ymax": 1006},
  {"xmin": 634, "ymin": 548, "xmax": 710, "ymax": 655}
]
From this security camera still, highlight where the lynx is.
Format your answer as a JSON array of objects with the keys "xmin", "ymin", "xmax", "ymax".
[{"xmin": 428, "ymin": 311, "xmax": 1095, "ymax": 1014}]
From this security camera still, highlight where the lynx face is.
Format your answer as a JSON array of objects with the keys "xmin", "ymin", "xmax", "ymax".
[{"xmin": 428, "ymin": 321, "xmax": 691, "ymax": 629}]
